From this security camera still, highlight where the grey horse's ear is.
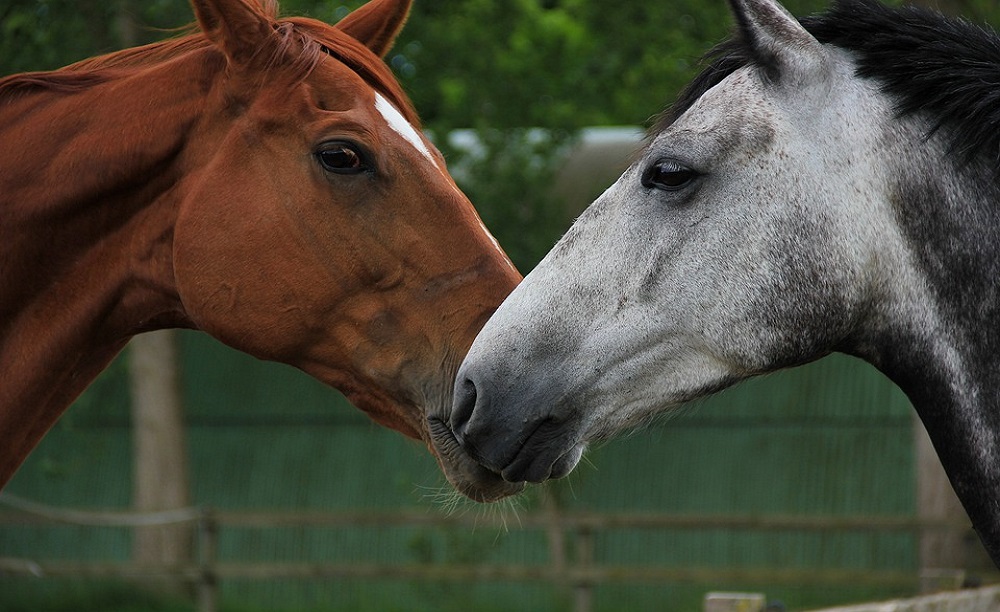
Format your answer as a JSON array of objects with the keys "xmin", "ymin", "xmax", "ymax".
[{"xmin": 728, "ymin": 0, "xmax": 828, "ymax": 84}]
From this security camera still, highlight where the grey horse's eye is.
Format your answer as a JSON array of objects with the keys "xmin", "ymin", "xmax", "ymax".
[{"xmin": 642, "ymin": 160, "xmax": 698, "ymax": 192}]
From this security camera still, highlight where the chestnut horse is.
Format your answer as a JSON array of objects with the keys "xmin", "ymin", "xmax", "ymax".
[{"xmin": 0, "ymin": 0, "xmax": 521, "ymax": 502}]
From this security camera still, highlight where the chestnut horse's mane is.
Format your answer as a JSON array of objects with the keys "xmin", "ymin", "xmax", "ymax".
[{"xmin": 0, "ymin": 3, "xmax": 419, "ymax": 126}]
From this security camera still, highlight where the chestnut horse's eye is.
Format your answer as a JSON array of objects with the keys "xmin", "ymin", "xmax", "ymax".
[
  {"xmin": 642, "ymin": 160, "xmax": 698, "ymax": 192},
  {"xmin": 316, "ymin": 142, "xmax": 370, "ymax": 175}
]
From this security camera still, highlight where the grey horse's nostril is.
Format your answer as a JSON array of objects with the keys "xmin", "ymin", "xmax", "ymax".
[{"xmin": 450, "ymin": 375, "xmax": 478, "ymax": 441}]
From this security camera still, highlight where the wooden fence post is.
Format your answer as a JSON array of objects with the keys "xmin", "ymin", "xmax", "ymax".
[
  {"xmin": 913, "ymin": 414, "xmax": 967, "ymax": 591},
  {"xmin": 128, "ymin": 330, "xmax": 192, "ymax": 595},
  {"xmin": 574, "ymin": 525, "xmax": 594, "ymax": 612},
  {"xmin": 540, "ymin": 486, "xmax": 568, "ymax": 588},
  {"xmin": 197, "ymin": 508, "xmax": 219, "ymax": 612},
  {"xmin": 704, "ymin": 592, "xmax": 765, "ymax": 612}
]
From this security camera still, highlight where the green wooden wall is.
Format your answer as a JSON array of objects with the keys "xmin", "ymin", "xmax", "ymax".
[{"xmin": 2, "ymin": 330, "xmax": 917, "ymax": 611}]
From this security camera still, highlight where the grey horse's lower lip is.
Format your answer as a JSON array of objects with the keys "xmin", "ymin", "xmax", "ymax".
[
  {"xmin": 550, "ymin": 442, "xmax": 586, "ymax": 479},
  {"xmin": 427, "ymin": 416, "xmax": 524, "ymax": 502}
]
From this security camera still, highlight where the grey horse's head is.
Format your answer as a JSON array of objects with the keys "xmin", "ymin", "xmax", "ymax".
[{"xmin": 445, "ymin": 0, "xmax": 953, "ymax": 485}]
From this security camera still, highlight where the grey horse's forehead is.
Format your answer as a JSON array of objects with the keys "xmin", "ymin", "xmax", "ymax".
[{"xmin": 649, "ymin": 67, "xmax": 778, "ymax": 163}]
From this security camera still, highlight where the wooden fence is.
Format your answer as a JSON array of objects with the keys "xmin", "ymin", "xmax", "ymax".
[{"xmin": 0, "ymin": 493, "xmax": 991, "ymax": 612}]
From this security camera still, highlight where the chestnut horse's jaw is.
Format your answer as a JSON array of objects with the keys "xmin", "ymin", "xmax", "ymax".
[{"xmin": 297, "ymin": 331, "xmax": 525, "ymax": 503}]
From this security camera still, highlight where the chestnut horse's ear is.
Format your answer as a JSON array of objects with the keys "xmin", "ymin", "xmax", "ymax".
[
  {"xmin": 335, "ymin": 0, "xmax": 412, "ymax": 58},
  {"xmin": 191, "ymin": 0, "xmax": 277, "ymax": 66}
]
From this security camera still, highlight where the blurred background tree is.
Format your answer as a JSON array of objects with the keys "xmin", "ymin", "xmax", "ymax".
[{"xmin": 4, "ymin": 0, "xmax": 996, "ymax": 129}]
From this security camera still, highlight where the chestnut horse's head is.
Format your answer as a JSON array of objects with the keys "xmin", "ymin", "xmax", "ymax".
[{"xmin": 171, "ymin": 0, "xmax": 522, "ymax": 500}]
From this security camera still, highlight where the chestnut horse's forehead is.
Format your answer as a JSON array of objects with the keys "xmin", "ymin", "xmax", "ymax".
[
  {"xmin": 303, "ymin": 50, "xmax": 441, "ymax": 169},
  {"xmin": 368, "ymin": 91, "xmax": 513, "ymax": 268},
  {"xmin": 373, "ymin": 92, "xmax": 436, "ymax": 166}
]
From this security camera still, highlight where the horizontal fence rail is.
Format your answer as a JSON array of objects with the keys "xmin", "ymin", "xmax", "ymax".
[
  {"xmin": 0, "ymin": 557, "xmax": 929, "ymax": 585},
  {"xmin": 0, "ymin": 493, "xmax": 991, "ymax": 612},
  {"xmin": 1, "ymin": 504, "xmax": 974, "ymax": 532}
]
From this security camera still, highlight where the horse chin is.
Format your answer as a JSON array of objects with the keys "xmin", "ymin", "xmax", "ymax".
[{"xmin": 426, "ymin": 416, "xmax": 525, "ymax": 503}]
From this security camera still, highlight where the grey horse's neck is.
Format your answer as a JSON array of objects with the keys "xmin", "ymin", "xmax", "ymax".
[{"xmin": 860, "ymin": 154, "xmax": 1000, "ymax": 564}]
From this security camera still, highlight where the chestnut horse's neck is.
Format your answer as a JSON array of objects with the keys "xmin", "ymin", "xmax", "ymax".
[{"xmin": 0, "ymin": 52, "xmax": 217, "ymax": 484}]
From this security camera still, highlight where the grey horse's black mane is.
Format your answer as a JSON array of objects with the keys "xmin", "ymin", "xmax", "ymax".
[{"xmin": 653, "ymin": 0, "xmax": 1000, "ymax": 169}]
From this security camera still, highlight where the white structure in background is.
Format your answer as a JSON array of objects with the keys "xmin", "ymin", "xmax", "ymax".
[{"xmin": 442, "ymin": 126, "xmax": 646, "ymax": 213}]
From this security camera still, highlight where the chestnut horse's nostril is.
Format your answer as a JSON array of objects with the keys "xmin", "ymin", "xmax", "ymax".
[{"xmin": 450, "ymin": 375, "xmax": 478, "ymax": 441}]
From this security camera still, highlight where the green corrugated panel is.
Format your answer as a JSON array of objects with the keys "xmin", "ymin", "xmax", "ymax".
[
  {"xmin": 1, "ymin": 340, "xmax": 919, "ymax": 611},
  {"xmin": 179, "ymin": 331, "xmax": 365, "ymax": 425}
]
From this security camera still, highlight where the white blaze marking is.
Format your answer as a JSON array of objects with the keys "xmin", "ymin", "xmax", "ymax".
[
  {"xmin": 374, "ymin": 93, "xmax": 436, "ymax": 165},
  {"xmin": 374, "ymin": 94, "xmax": 513, "ymax": 272},
  {"xmin": 479, "ymin": 217, "xmax": 518, "ymax": 274}
]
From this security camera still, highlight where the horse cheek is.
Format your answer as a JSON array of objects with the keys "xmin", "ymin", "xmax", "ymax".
[{"xmin": 172, "ymin": 193, "xmax": 308, "ymax": 360}]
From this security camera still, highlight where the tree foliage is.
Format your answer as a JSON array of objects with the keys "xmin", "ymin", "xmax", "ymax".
[{"xmin": 4, "ymin": 0, "xmax": 998, "ymax": 129}]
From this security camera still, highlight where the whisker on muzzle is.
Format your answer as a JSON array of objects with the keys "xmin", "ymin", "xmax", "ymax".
[{"xmin": 414, "ymin": 482, "xmax": 525, "ymax": 534}]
